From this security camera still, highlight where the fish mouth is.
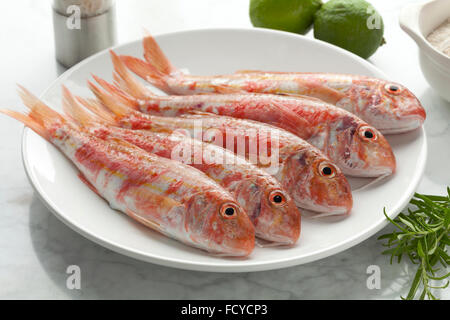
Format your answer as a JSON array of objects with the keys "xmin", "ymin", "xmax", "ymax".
[
  {"xmin": 217, "ymin": 242, "xmax": 254, "ymax": 257},
  {"xmin": 300, "ymin": 207, "xmax": 350, "ymax": 218},
  {"xmin": 343, "ymin": 167, "xmax": 394, "ymax": 178},
  {"xmin": 210, "ymin": 250, "xmax": 252, "ymax": 258},
  {"xmin": 260, "ymin": 228, "xmax": 299, "ymax": 245},
  {"xmin": 255, "ymin": 235, "xmax": 297, "ymax": 247},
  {"xmin": 255, "ymin": 222, "xmax": 300, "ymax": 246},
  {"xmin": 298, "ymin": 203, "xmax": 351, "ymax": 217},
  {"xmin": 378, "ymin": 119, "xmax": 423, "ymax": 134}
]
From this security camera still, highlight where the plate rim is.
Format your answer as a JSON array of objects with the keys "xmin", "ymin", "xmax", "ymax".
[{"xmin": 21, "ymin": 27, "xmax": 428, "ymax": 272}]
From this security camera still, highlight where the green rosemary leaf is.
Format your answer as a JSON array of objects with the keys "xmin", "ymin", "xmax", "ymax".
[
  {"xmin": 379, "ymin": 190, "xmax": 450, "ymax": 300},
  {"xmin": 406, "ymin": 266, "xmax": 423, "ymax": 300},
  {"xmin": 417, "ymin": 240, "xmax": 425, "ymax": 258},
  {"xmin": 428, "ymin": 272, "xmax": 450, "ymax": 281},
  {"xmin": 398, "ymin": 216, "xmax": 417, "ymax": 232}
]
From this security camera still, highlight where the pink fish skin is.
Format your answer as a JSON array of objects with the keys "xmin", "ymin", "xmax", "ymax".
[
  {"xmin": 63, "ymin": 90, "xmax": 301, "ymax": 245},
  {"xmin": 1, "ymin": 86, "xmax": 255, "ymax": 256},
  {"xmin": 84, "ymin": 81, "xmax": 353, "ymax": 217},
  {"xmin": 105, "ymin": 51, "xmax": 396, "ymax": 178},
  {"xmin": 122, "ymin": 34, "xmax": 425, "ymax": 135}
]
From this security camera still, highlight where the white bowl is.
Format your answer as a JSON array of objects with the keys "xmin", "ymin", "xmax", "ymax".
[{"xmin": 400, "ymin": 0, "xmax": 450, "ymax": 102}]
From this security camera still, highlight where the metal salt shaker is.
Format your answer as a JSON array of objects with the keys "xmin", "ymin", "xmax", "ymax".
[{"xmin": 52, "ymin": 0, "xmax": 117, "ymax": 68}]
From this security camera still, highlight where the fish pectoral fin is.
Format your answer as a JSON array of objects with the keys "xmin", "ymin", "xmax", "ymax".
[
  {"xmin": 126, "ymin": 187, "xmax": 184, "ymax": 234},
  {"xmin": 125, "ymin": 209, "xmax": 163, "ymax": 233},
  {"xmin": 77, "ymin": 172, "xmax": 103, "ymax": 198},
  {"xmin": 269, "ymin": 100, "xmax": 314, "ymax": 137}
]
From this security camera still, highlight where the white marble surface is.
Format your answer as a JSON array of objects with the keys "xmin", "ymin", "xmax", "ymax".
[{"xmin": 0, "ymin": 0, "xmax": 448, "ymax": 299}]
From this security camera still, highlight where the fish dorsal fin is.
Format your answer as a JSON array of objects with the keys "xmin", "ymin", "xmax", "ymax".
[
  {"xmin": 180, "ymin": 110, "xmax": 216, "ymax": 117},
  {"xmin": 187, "ymin": 84, "xmax": 247, "ymax": 96},
  {"xmin": 234, "ymin": 71, "xmax": 347, "ymax": 104},
  {"xmin": 104, "ymin": 136, "xmax": 141, "ymax": 151},
  {"xmin": 275, "ymin": 92, "xmax": 328, "ymax": 103},
  {"xmin": 209, "ymin": 84, "xmax": 247, "ymax": 95},
  {"xmin": 235, "ymin": 70, "xmax": 302, "ymax": 75},
  {"xmin": 276, "ymin": 87, "xmax": 345, "ymax": 106},
  {"xmin": 235, "ymin": 70, "xmax": 265, "ymax": 74}
]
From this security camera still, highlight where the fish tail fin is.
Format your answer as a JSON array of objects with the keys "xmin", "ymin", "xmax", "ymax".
[
  {"xmin": 92, "ymin": 74, "xmax": 142, "ymax": 109},
  {"xmin": 0, "ymin": 109, "xmax": 48, "ymax": 140},
  {"xmin": 76, "ymin": 95, "xmax": 117, "ymax": 125},
  {"xmin": 120, "ymin": 55, "xmax": 170, "ymax": 93},
  {"xmin": 109, "ymin": 50, "xmax": 157, "ymax": 100},
  {"xmin": 18, "ymin": 85, "xmax": 65, "ymax": 125},
  {"xmin": 1, "ymin": 85, "xmax": 66, "ymax": 140},
  {"xmin": 62, "ymin": 85, "xmax": 107, "ymax": 127},
  {"xmin": 87, "ymin": 80, "xmax": 133, "ymax": 119},
  {"xmin": 142, "ymin": 33, "xmax": 176, "ymax": 76}
]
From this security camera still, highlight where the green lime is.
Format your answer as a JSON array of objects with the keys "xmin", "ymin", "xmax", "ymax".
[
  {"xmin": 250, "ymin": 0, "xmax": 322, "ymax": 35},
  {"xmin": 314, "ymin": 0, "xmax": 385, "ymax": 59}
]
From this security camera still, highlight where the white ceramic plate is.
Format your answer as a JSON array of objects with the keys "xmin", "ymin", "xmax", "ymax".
[{"xmin": 22, "ymin": 28, "xmax": 426, "ymax": 272}]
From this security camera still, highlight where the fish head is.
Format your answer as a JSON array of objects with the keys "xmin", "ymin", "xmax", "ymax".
[
  {"xmin": 329, "ymin": 116, "xmax": 396, "ymax": 177},
  {"xmin": 355, "ymin": 79, "xmax": 426, "ymax": 134},
  {"xmin": 233, "ymin": 176, "xmax": 300, "ymax": 245},
  {"xmin": 282, "ymin": 148, "xmax": 353, "ymax": 215},
  {"xmin": 185, "ymin": 189, "xmax": 255, "ymax": 256}
]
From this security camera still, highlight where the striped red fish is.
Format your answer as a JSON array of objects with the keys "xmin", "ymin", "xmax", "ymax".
[
  {"xmin": 63, "ymin": 87, "xmax": 301, "ymax": 245},
  {"xmin": 1, "ymin": 87, "xmax": 255, "ymax": 256},
  {"xmin": 83, "ymin": 81, "xmax": 353, "ymax": 216},
  {"xmin": 122, "ymin": 34, "xmax": 425, "ymax": 134},
  {"xmin": 106, "ymin": 51, "xmax": 396, "ymax": 178}
]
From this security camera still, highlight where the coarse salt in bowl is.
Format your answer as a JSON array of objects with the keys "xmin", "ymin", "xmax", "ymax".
[{"xmin": 399, "ymin": 0, "xmax": 450, "ymax": 102}]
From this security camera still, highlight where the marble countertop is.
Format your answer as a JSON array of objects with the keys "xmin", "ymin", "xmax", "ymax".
[{"xmin": 0, "ymin": 0, "xmax": 448, "ymax": 299}]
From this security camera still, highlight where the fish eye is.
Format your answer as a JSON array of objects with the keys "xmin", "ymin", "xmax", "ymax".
[
  {"xmin": 220, "ymin": 203, "xmax": 238, "ymax": 219},
  {"xmin": 318, "ymin": 161, "xmax": 336, "ymax": 178},
  {"xmin": 269, "ymin": 190, "xmax": 287, "ymax": 206},
  {"xmin": 359, "ymin": 126, "xmax": 378, "ymax": 141},
  {"xmin": 384, "ymin": 83, "xmax": 402, "ymax": 95}
]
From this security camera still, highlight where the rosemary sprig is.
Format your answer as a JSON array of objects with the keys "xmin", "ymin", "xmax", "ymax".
[{"xmin": 378, "ymin": 188, "xmax": 450, "ymax": 300}]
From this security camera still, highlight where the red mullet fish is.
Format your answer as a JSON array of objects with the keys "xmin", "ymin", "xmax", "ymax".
[
  {"xmin": 107, "ymin": 50, "xmax": 396, "ymax": 178},
  {"xmin": 122, "ymin": 34, "xmax": 426, "ymax": 135},
  {"xmin": 62, "ymin": 87, "xmax": 301, "ymax": 245},
  {"xmin": 83, "ymin": 81, "xmax": 353, "ymax": 216},
  {"xmin": 1, "ymin": 87, "xmax": 255, "ymax": 256}
]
